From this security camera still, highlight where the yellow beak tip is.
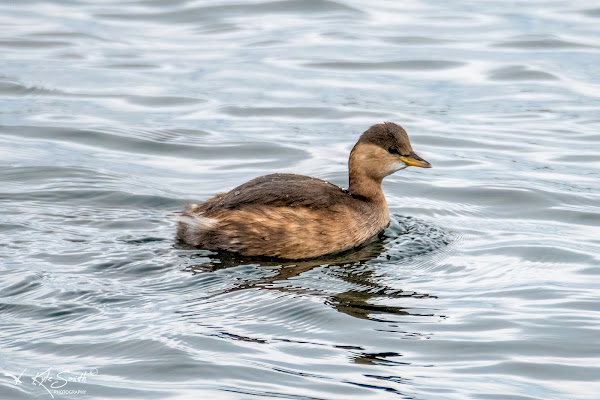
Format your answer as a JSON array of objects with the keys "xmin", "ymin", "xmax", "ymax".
[{"xmin": 400, "ymin": 155, "xmax": 432, "ymax": 169}]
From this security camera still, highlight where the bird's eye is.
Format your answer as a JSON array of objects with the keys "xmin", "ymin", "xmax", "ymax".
[{"xmin": 388, "ymin": 147, "xmax": 400, "ymax": 155}]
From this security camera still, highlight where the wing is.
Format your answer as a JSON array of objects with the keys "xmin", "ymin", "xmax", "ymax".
[{"xmin": 200, "ymin": 173, "xmax": 351, "ymax": 212}]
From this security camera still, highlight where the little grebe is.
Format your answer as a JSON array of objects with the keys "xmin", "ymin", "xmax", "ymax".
[{"xmin": 177, "ymin": 122, "xmax": 431, "ymax": 259}]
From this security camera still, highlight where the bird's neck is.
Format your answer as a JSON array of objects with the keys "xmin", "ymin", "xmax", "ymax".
[
  {"xmin": 347, "ymin": 143, "xmax": 389, "ymax": 216},
  {"xmin": 347, "ymin": 148, "xmax": 391, "ymax": 231},
  {"xmin": 347, "ymin": 145, "xmax": 381, "ymax": 199},
  {"xmin": 348, "ymin": 171, "xmax": 385, "ymax": 202},
  {"xmin": 348, "ymin": 153, "xmax": 387, "ymax": 208},
  {"xmin": 348, "ymin": 169, "xmax": 390, "ymax": 231}
]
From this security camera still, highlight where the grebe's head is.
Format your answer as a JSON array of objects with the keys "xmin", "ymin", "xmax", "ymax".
[{"xmin": 350, "ymin": 122, "xmax": 431, "ymax": 180}]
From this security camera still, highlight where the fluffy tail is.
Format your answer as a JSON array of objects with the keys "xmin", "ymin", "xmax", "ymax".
[
  {"xmin": 177, "ymin": 214, "xmax": 219, "ymax": 231},
  {"xmin": 176, "ymin": 206, "xmax": 219, "ymax": 245}
]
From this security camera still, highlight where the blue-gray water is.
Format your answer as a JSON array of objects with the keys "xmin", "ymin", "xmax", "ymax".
[{"xmin": 1, "ymin": 1, "xmax": 599, "ymax": 399}]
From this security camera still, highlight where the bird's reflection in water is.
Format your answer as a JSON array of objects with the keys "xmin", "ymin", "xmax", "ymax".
[{"xmin": 180, "ymin": 215, "xmax": 448, "ymax": 323}]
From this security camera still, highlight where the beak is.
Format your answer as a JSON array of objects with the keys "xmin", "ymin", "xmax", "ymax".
[{"xmin": 400, "ymin": 152, "xmax": 432, "ymax": 168}]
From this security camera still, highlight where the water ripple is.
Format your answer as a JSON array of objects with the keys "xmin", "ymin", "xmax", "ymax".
[{"xmin": 1, "ymin": 0, "xmax": 599, "ymax": 399}]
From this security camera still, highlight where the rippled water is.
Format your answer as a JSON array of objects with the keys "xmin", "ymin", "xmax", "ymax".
[{"xmin": 1, "ymin": 0, "xmax": 600, "ymax": 399}]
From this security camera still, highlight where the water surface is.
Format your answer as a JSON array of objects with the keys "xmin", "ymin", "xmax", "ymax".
[{"xmin": 1, "ymin": 0, "xmax": 600, "ymax": 399}]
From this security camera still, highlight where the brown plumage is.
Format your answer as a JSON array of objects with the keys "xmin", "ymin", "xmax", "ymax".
[{"xmin": 177, "ymin": 122, "xmax": 431, "ymax": 259}]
